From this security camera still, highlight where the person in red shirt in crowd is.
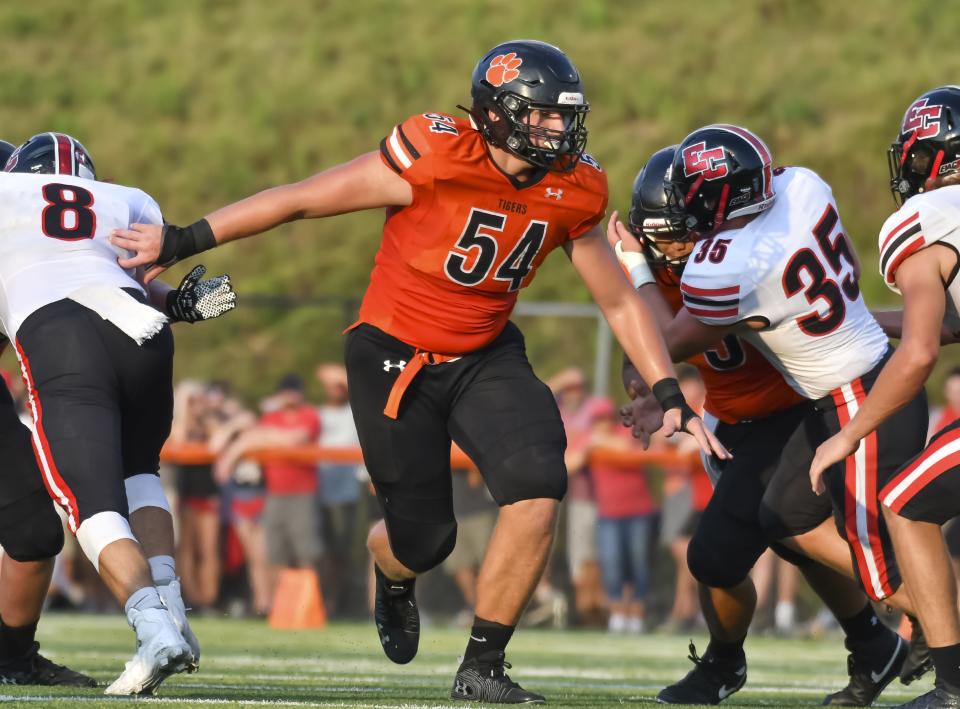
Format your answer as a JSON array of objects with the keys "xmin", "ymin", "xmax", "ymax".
[
  {"xmin": 589, "ymin": 397, "xmax": 657, "ymax": 634},
  {"xmin": 214, "ymin": 374, "xmax": 322, "ymax": 606}
]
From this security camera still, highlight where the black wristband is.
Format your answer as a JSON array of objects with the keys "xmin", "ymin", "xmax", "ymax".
[
  {"xmin": 156, "ymin": 219, "xmax": 217, "ymax": 268},
  {"xmin": 651, "ymin": 377, "xmax": 698, "ymax": 431}
]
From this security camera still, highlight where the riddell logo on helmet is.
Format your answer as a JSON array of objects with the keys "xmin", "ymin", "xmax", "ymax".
[
  {"xmin": 486, "ymin": 53, "xmax": 523, "ymax": 87},
  {"xmin": 682, "ymin": 142, "xmax": 729, "ymax": 180},
  {"xmin": 902, "ymin": 98, "xmax": 942, "ymax": 139}
]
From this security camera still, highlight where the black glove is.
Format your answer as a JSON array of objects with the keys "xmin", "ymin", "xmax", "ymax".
[
  {"xmin": 165, "ymin": 265, "xmax": 237, "ymax": 323},
  {"xmin": 651, "ymin": 377, "xmax": 698, "ymax": 432},
  {"xmin": 156, "ymin": 219, "xmax": 217, "ymax": 268}
]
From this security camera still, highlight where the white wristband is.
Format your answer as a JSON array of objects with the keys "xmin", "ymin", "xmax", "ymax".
[{"xmin": 615, "ymin": 240, "xmax": 655, "ymax": 288}]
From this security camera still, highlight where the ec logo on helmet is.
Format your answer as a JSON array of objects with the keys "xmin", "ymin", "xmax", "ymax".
[
  {"xmin": 682, "ymin": 141, "xmax": 729, "ymax": 180},
  {"xmin": 902, "ymin": 98, "xmax": 942, "ymax": 140},
  {"xmin": 485, "ymin": 53, "xmax": 523, "ymax": 87}
]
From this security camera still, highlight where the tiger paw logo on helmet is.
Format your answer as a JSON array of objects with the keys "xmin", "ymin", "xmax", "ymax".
[{"xmin": 485, "ymin": 52, "xmax": 523, "ymax": 87}]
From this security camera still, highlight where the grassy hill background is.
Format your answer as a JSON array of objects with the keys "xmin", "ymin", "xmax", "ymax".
[{"xmin": 2, "ymin": 0, "xmax": 958, "ymax": 400}]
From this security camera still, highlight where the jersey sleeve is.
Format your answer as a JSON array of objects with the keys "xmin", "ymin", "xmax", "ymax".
[
  {"xmin": 680, "ymin": 250, "xmax": 758, "ymax": 327},
  {"xmin": 378, "ymin": 114, "xmax": 442, "ymax": 187},
  {"xmin": 130, "ymin": 190, "xmax": 163, "ymax": 226},
  {"xmin": 878, "ymin": 205, "xmax": 927, "ymax": 291},
  {"xmin": 568, "ymin": 156, "xmax": 608, "ymax": 240}
]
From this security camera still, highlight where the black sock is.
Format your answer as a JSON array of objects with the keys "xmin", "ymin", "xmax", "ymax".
[
  {"xmin": 0, "ymin": 618, "xmax": 38, "ymax": 661},
  {"xmin": 706, "ymin": 636, "xmax": 746, "ymax": 668},
  {"xmin": 931, "ymin": 643, "xmax": 960, "ymax": 690},
  {"xmin": 464, "ymin": 617, "xmax": 515, "ymax": 662},
  {"xmin": 837, "ymin": 603, "xmax": 885, "ymax": 644}
]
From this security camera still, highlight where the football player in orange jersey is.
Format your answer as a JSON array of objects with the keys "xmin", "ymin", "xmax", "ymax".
[
  {"xmin": 611, "ymin": 146, "xmax": 924, "ymax": 706},
  {"xmin": 111, "ymin": 39, "xmax": 727, "ymax": 702}
]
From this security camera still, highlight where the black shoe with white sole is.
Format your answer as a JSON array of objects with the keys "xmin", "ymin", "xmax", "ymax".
[
  {"xmin": 656, "ymin": 642, "xmax": 746, "ymax": 704},
  {"xmin": 822, "ymin": 630, "xmax": 906, "ymax": 705},
  {"xmin": 450, "ymin": 650, "xmax": 544, "ymax": 704},
  {"xmin": 373, "ymin": 565, "xmax": 419, "ymax": 665}
]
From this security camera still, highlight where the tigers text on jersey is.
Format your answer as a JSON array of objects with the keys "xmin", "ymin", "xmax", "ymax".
[
  {"xmin": 879, "ymin": 185, "xmax": 960, "ymax": 332},
  {"xmin": 679, "ymin": 167, "xmax": 889, "ymax": 400},
  {"xmin": 364, "ymin": 111, "xmax": 608, "ymax": 354},
  {"xmin": 0, "ymin": 172, "xmax": 160, "ymax": 338},
  {"xmin": 655, "ymin": 269, "xmax": 804, "ymax": 424}
]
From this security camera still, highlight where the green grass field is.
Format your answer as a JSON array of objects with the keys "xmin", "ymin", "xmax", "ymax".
[{"xmin": 0, "ymin": 613, "xmax": 934, "ymax": 707}]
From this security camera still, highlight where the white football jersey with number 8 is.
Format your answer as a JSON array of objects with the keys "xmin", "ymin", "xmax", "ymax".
[{"xmin": 0, "ymin": 171, "xmax": 161, "ymax": 339}]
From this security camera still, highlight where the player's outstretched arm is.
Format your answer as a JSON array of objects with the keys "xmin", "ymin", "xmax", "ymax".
[
  {"xmin": 872, "ymin": 308, "xmax": 960, "ymax": 344},
  {"xmin": 564, "ymin": 228, "xmax": 730, "ymax": 459},
  {"xmin": 111, "ymin": 151, "xmax": 412, "ymax": 280},
  {"xmin": 810, "ymin": 248, "xmax": 946, "ymax": 494}
]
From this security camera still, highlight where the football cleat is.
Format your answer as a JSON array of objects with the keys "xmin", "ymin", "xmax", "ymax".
[
  {"xmin": 822, "ymin": 631, "xmax": 906, "ymax": 705},
  {"xmin": 656, "ymin": 642, "xmax": 746, "ymax": 705},
  {"xmin": 451, "ymin": 650, "xmax": 544, "ymax": 703},
  {"xmin": 373, "ymin": 565, "xmax": 419, "ymax": 664},
  {"xmin": 900, "ymin": 617, "xmax": 933, "ymax": 685},
  {"xmin": 157, "ymin": 578, "xmax": 200, "ymax": 671},
  {"xmin": 104, "ymin": 606, "xmax": 192, "ymax": 696},
  {"xmin": 0, "ymin": 642, "xmax": 97, "ymax": 687},
  {"xmin": 896, "ymin": 681, "xmax": 960, "ymax": 708}
]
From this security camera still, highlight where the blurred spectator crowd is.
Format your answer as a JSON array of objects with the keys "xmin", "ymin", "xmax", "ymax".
[{"xmin": 4, "ymin": 362, "xmax": 960, "ymax": 636}]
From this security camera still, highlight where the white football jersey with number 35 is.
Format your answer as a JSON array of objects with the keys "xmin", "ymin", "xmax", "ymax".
[{"xmin": 679, "ymin": 167, "xmax": 889, "ymax": 399}]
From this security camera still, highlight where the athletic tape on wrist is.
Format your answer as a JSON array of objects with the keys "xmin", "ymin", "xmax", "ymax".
[{"xmin": 614, "ymin": 240, "xmax": 655, "ymax": 288}]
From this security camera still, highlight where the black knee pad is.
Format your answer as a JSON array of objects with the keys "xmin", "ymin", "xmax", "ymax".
[
  {"xmin": 484, "ymin": 443, "xmax": 567, "ymax": 506},
  {"xmin": 377, "ymin": 484, "xmax": 458, "ymax": 574},
  {"xmin": 687, "ymin": 504, "xmax": 767, "ymax": 589},
  {"xmin": 0, "ymin": 490, "xmax": 64, "ymax": 562}
]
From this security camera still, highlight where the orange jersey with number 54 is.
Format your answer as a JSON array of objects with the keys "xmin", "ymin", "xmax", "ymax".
[{"xmin": 359, "ymin": 112, "xmax": 608, "ymax": 354}]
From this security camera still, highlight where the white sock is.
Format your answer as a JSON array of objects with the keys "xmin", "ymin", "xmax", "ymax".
[
  {"xmin": 124, "ymin": 586, "xmax": 163, "ymax": 615},
  {"xmin": 774, "ymin": 601, "xmax": 795, "ymax": 631},
  {"xmin": 149, "ymin": 555, "xmax": 177, "ymax": 584}
]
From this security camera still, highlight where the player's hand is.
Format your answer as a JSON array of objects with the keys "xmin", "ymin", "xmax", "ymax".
[
  {"xmin": 662, "ymin": 409, "xmax": 732, "ymax": 460},
  {"xmin": 112, "ymin": 223, "xmax": 164, "ymax": 274},
  {"xmin": 810, "ymin": 431, "xmax": 858, "ymax": 495},
  {"xmin": 620, "ymin": 386, "xmax": 664, "ymax": 449},
  {"xmin": 606, "ymin": 210, "xmax": 642, "ymax": 252},
  {"xmin": 167, "ymin": 265, "xmax": 237, "ymax": 323}
]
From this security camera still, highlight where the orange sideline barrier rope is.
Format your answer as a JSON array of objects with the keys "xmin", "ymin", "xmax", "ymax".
[{"xmin": 160, "ymin": 442, "xmax": 699, "ymax": 468}]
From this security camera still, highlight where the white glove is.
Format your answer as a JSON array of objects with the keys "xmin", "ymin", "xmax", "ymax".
[{"xmin": 166, "ymin": 265, "xmax": 237, "ymax": 323}]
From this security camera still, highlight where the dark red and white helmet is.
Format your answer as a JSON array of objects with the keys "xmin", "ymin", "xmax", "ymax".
[
  {"xmin": 889, "ymin": 85, "xmax": 960, "ymax": 205},
  {"xmin": 665, "ymin": 124, "xmax": 775, "ymax": 234},
  {"xmin": 4, "ymin": 132, "xmax": 96, "ymax": 180}
]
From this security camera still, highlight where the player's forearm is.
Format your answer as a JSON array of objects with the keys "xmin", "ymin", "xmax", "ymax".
[
  {"xmin": 842, "ymin": 343, "xmax": 936, "ymax": 443},
  {"xmin": 204, "ymin": 182, "xmax": 311, "ymax": 246},
  {"xmin": 145, "ymin": 279, "xmax": 174, "ymax": 313},
  {"xmin": 604, "ymin": 297, "xmax": 676, "ymax": 389},
  {"xmin": 871, "ymin": 309, "xmax": 903, "ymax": 339}
]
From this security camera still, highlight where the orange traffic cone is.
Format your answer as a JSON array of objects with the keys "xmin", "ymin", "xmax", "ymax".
[{"xmin": 268, "ymin": 568, "xmax": 327, "ymax": 629}]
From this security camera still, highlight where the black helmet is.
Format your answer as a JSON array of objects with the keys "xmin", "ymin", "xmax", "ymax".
[
  {"xmin": 4, "ymin": 132, "xmax": 96, "ymax": 180},
  {"xmin": 0, "ymin": 140, "xmax": 15, "ymax": 168},
  {"xmin": 889, "ymin": 86, "xmax": 960, "ymax": 205},
  {"xmin": 468, "ymin": 39, "xmax": 588, "ymax": 172},
  {"xmin": 665, "ymin": 124, "xmax": 775, "ymax": 235},
  {"xmin": 627, "ymin": 145, "xmax": 690, "ymax": 272}
]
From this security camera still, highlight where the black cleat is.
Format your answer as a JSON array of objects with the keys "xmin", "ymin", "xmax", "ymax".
[
  {"xmin": 656, "ymin": 642, "xmax": 746, "ymax": 704},
  {"xmin": 900, "ymin": 617, "xmax": 933, "ymax": 685},
  {"xmin": 896, "ymin": 681, "xmax": 960, "ymax": 708},
  {"xmin": 451, "ymin": 650, "xmax": 544, "ymax": 704},
  {"xmin": 373, "ymin": 565, "xmax": 419, "ymax": 664},
  {"xmin": 0, "ymin": 642, "xmax": 98, "ymax": 687},
  {"xmin": 822, "ymin": 631, "xmax": 906, "ymax": 705}
]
